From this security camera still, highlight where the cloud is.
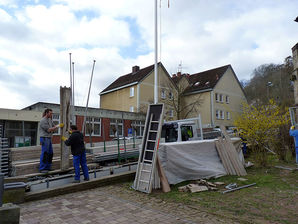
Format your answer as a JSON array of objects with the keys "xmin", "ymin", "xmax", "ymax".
[{"xmin": 0, "ymin": 0, "xmax": 297, "ymax": 109}]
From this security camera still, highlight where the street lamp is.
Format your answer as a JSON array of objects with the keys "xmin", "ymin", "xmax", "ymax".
[{"xmin": 266, "ymin": 81, "xmax": 273, "ymax": 99}]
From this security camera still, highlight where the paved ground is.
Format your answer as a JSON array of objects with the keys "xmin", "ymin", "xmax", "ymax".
[{"xmin": 20, "ymin": 183, "xmax": 229, "ymax": 224}]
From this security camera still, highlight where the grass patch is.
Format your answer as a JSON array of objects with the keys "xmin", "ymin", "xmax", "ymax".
[{"xmin": 146, "ymin": 156, "xmax": 298, "ymax": 224}]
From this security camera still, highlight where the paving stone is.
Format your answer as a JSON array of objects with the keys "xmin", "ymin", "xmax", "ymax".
[{"xmin": 19, "ymin": 183, "xmax": 237, "ymax": 223}]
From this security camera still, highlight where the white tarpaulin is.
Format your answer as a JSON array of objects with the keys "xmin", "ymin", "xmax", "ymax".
[{"xmin": 158, "ymin": 138, "xmax": 242, "ymax": 185}]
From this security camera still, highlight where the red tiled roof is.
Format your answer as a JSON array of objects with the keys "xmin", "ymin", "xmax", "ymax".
[
  {"xmin": 101, "ymin": 63, "xmax": 160, "ymax": 94},
  {"xmin": 182, "ymin": 65, "xmax": 231, "ymax": 94}
]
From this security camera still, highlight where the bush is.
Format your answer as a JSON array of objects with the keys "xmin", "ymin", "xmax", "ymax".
[{"xmin": 234, "ymin": 100, "xmax": 291, "ymax": 166}]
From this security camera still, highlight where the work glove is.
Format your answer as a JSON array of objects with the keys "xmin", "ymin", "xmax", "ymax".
[
  {"xmin": 291, "ymin": 126, "xmax": 295, "ymax": 130},
  {"xmin": 61, "ymin": 136, "xmax": 67, "ymax": 141},
  {"xmin": 68, "ymin": 130, "xmax": 72, "ymax": 134},
  {"xmin": 56, "ymin": 123, "xmax": 64, "ymax": 128}
]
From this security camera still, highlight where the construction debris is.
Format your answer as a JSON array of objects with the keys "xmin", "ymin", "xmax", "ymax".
[
  {"xmin": 222, "ymin": 183, "xmax": 256, "ymax": 194},
  {"xmin": 237, "ymin": 177, "xmax": 248, "ymax": 181},
  {"xmin": 215, "ymin": 126, "xmax": 247, "ymax": 176},
  {"xmin": 178, "ymin": 179, "xmax": 221, "ymax": 193},
  {"xmin": 214, "ymin": 181, "xmax": 225, "ymax": 186}
]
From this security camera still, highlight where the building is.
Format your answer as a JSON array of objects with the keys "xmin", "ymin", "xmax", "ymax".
[
  {"xmin": 173, "ymin": 64, "xmax": 247, "ymax": 128},
  {"xmin": 100, "ymin": 62, "xmax": 177, "ymax": 120},
  {"xmin": 0, "ymin": 102, "xmax": 146, "ymax": 147},
  {"xmin": 0, "ymin": 108, "xmax": 41, "ymax": 147},
  {"xmin": 291, "ymin": 43, "xmax": 298, "ymax": 104},
  {"xmin": 100, "ymin": 63, "xmax": 247, "ymax": 128}
]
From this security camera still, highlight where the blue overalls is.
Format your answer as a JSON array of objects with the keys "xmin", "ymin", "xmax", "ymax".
[
  {"xmin": 39, "ymin": 137, "xmax": 53, "ymax": 171},
  {"xmin": 289, "ymin": 129, "xmax": 298, "ymax": 164}
]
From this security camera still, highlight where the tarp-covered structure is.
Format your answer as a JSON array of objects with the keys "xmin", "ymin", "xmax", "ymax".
[{"xmin": 157, "ymin": 138, "xmax": 243, "ymax": 185}]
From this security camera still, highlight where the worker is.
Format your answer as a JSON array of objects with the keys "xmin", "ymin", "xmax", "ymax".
[
  {"xmin": 289, "ymin": 125, "xmax": 298, "ymax": 164},
  {"xmin": 39, "ymin": 108, "xmax": 64, "ymax": 173},
  {"xmin": 62, "ymin": 125, "xmax": 89, "ymax": 183}
]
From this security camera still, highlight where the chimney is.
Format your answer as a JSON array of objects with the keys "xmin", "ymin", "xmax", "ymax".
[{"xmin": 132, "ymin": 65, "xmax": 140, "ymax": 74}]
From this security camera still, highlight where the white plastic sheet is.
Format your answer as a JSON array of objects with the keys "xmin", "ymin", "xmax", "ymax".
[{"xmin": 158, "ymin": 138, "xmax": 242, "ymax": 185}]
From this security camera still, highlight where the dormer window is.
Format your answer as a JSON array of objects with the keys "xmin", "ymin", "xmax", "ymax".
[
  {"xmin": 205, "ymin": 81, "xmax": 210, "ymax": 85},
  {"xmin": 194, "ymin": 81, "xmax": 200, "ymax": 86}
]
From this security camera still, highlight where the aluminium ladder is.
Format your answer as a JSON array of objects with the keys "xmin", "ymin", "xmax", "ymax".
[{"xmin": 133, "ymin": 104, "xmax": 164, "ymax": 193}]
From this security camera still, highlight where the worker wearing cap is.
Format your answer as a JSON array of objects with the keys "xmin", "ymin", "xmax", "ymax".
[
  {"xmin": 62, "ymin": 125, "xmax": 89, "ymax": 183},
  {"xmin": 289, "ymin": 125, "xmax": 298, "ymax": 164},
  {"xmin": 39, "ymin": 108, "xmax": 64, "ymax": 173}
]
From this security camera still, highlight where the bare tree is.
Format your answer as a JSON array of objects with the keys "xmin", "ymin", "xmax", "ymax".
[{"xmin": 162, "ymin": 81, "xmax": 202, "ymax": 120}]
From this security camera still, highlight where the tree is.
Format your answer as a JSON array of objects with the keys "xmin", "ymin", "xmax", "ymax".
[
  {"xmin": 243, "ymin": 58, "xmax": 294, "ymax": 108},
  {"xmin": 162, "ymin": 78, "xmax": 202, "ymax": 120},
  {"xmin": 234, "ymin": 100, "xmax": 291, "ymax": 166}
]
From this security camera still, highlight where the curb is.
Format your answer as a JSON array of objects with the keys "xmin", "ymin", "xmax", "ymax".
[{"xmin": 24, "ymin": 171, "xmax": 136, "ymax": 202}]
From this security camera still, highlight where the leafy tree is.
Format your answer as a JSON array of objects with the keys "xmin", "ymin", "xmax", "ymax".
[{"xmin": 234, "ymin": 100, "xmax": 291, "ymax": 166}]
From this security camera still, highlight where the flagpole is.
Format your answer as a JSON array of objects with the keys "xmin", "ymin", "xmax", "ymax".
[{"xmin": 154, "ymin": 0, "xmax": 158, "ymax": 104}]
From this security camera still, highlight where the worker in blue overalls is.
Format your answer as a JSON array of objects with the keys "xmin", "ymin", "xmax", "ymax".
[
  {"xmin": 39, "ymin": 108, "xmax": 64, "ymax": 173},
  {"xmin": 289, "ymin": 125, "xmax": 298, "ymax": 164},
  {"xmin": 62, "ymin": 125, "xmax": 89, "ymax": 183}
]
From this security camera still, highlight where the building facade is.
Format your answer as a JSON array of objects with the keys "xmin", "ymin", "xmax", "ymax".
[{"xmin": 0, "ymin": 102, "xmax": 146, "ymax": 147}]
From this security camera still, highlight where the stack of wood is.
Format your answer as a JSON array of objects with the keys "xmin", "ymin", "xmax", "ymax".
[{"xmin": 215, "ymin": 126, "xmax": 247, "ymax": 176}]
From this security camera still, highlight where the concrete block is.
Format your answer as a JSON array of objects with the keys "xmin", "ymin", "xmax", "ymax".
[{"xmin": 0, "ymin": 203, "xmax": 20, "ymax": 224}]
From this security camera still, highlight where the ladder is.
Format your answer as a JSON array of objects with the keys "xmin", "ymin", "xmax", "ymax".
[{"xmin": 133, "ymin": 104, "xmax": 164, "ymax": 193}]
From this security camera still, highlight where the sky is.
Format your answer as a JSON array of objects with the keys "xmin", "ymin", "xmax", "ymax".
[{"xmin": 0, "ymin": 0, "xmax": 297, "ymax": 110}]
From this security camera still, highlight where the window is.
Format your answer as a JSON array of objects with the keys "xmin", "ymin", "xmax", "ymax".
[
  {"xmin": 161, "ymin": 89, "xmax": 166, "ymax": 99},
  {"xmin": 129, "ymin": 106, "xmax": 134, "ymax": 112},
  {"xmin": 219, "ymin": 94, "xmax": 223, "ymax": 102},
  {"xmin": 216, "ymin": 110, "xmax": 225, "ymax": 120},
  {"xmin": 85, "ymin": 117, "xmax": 101, "ymax": 136},
  {"xmin": 226, "ymin": 95, "xmax": 230, "ymax": 104},
  {"xmin": 130, "ymin": 87, "xmax": 134, "ymax": 97},
  {"xmin": 227, "ymin": 112, "xmax": 231, "ymax": 120},
  {"xmin": 216, "ymin": 110, "xmax": 220, "ymax": 119},
  {"xmin": 109, "ymin": 119, "xmax": 123, "ymax": 137},
  {"xmin": 215, "ymin": 93, "xmax": 219, "ymax": 102},
  {"xmin": 52, "ymin": 113, "xmax": 60, "ymax": 135},
  {"xmin": 169, "ymin": 110, "xmax": 174, "ymax": 117},
  {"xmin": 132, "ymin": 120, "xmax": 145, "ymax": 137},
  {"xmin": 169, "ymin": 91, "xmax": 173, "ymax": 99},
  {"xmin": 220, "ymin": 110, "xmax": 224, "ymax": 119}
]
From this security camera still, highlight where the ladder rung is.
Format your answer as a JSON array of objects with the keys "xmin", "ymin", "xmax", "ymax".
[
  {"xmin": 145, "ymin": 149, "xmax": 154, "ymax": 152},
  {"xmin": 141, "ymin": 169, "xmax": 151, "ymax": 173},
  {"xmin": 147, "ymin": 140, "xmax": 156, "ymax": 142},
  {"xmin": 139, "ymin": 179, "xmax": 149, "ymax": 183},
  {"xmin": 149, "ymin": 130, "xmax": 158, "ymax": 132},
  {"xmin": 143, "ymin": 159, "xmax": 153, "ymax": 163},
  {"xmin": 151, "ymin": 121, "xmax": 159, "ymax": 123}
]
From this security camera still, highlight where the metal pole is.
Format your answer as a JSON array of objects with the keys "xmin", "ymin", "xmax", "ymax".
[
  {"xmin": 222, "ymin": 183, "xmax": 256, "ymax": 194},
  {"xmin": 72, "ymin": 61, "xmax": 75, "ymax": 124},
  {"xmin": 82, "ymin": 60, "xmax": 96, "ymax": 135},
  {"xmin": 0, "ymin": 173, "xmax": 4, "ymax": 207},
  {"xmin": 69, "ymin": 53, "xmax": 73, "ymax": 123},
  {"xmin": 154, "ymin": 0, "xmax": 158, "ymax": 104}
]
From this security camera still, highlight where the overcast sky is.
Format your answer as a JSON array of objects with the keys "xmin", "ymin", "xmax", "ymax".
[{"xmin": 0, "ymin": 0, "xmax": 297, "ymax": 110}]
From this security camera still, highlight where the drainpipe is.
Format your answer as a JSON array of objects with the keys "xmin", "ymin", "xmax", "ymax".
[{"xmin": 210, "ymin": 91, "xmax": 214, "ymax": 127}]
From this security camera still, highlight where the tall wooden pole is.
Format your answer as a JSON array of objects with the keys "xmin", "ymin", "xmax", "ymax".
[{"xmin": 60, "ymin": 86, "xmax": 71, "ymax": 171}]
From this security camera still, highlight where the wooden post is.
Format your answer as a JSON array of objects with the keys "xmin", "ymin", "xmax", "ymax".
[{"xmin": 60, "ymin": 86, "xmax": 71, "ymax": 171}]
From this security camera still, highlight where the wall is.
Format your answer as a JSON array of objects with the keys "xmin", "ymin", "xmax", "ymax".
[
  {"xmin": 212, "ymin": 67, "xmax": 247, "ymax": 127},
  {"xmin": 100, "ymin": 84, "xmax": 138, "ymax": 111},
  {"xmin": 181, "ymin": 91, "xmax": 211, "ymax": 126},
  {"xmin": 292, "ymin": 43, "xmax": 298, "ymax": 104}
]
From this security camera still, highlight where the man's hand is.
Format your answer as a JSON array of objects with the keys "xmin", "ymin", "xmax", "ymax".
[
  {"xmin": 61, "ymin": 136, "xmax": 67, "ymax": 141},
  {"xmin": 291, "ymin": 125, "xmax": 295, "ymax": 130}
]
